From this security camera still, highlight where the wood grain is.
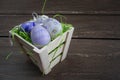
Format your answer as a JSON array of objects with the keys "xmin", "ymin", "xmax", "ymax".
[
  {"xmin": 0, "ymin": 38, "xmax": 120, "ymax": 80},
  {"xmin": 0, "ymin": 0, "xmax": 120, "ymax": 14},
  {"xmin": 1, "ymin": 15, "xmax": 120, "ymax": 38}
]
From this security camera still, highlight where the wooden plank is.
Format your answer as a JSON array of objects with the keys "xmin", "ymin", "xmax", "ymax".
[
  {"xmin": 1, "ymin": 15, "xmax": 120, "ymax": 38},
  {"xmin": 69, "ymin": 39, "xmax": 120, "ymax": 56},
  {"xmin": 0, "ymin": 0, "xmax": 120, "ymax": 14},
  {"xmin": 1, "ymin": 38, "xmax": 120, "ymax": 56},
  {"xmin": 0, "ymin": 38, "xmax": 120, "ymax": 80}
]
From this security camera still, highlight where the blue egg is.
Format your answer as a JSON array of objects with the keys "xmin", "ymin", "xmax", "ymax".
[
  {"xmin": 21, "ymin": 21, "xmax": 35, "ymax": 33},
  {"xmin": 31, "ymin": 24, "xmax": 51, "ymax": 48}
]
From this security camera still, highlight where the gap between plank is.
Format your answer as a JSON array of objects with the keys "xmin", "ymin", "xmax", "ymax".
[{"xmin": 1, "ymin": 36, "xmax": 120, "ymax": 40}]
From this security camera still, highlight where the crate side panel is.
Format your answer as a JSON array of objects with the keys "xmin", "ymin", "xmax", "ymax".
[
  {"xmin": 22, "ymin": 46, "xmax": 43, "ymax": 71},
  {"xmin": 47, "ymin": 31, "xmax": 68, "ymax": 53},
  {"xmin": 50, "ymin": 55, "xmax": 62, "ymax": 69},
  {"xmin": 49, "ymin": 44, "xmax": 64, "ymax": 62},
  {"xmin": 14, "ymin": 34, "xmax": 34, "ymax": 50}
]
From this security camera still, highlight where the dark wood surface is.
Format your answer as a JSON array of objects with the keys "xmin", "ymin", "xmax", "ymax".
[
  {"xmin": 1, "ymin": 0, "xmax": 120, "ymax": 80},
  {"xmin": 1, "ymin": 15, "xmax": 120, "ymax": 38},
  {"xmin": 0, "ymin": 0, "xmax": 120, "ymax": 14},
  {"xmin": 1, "ymin": 38, "xmax": 120, "ymax": 80}
]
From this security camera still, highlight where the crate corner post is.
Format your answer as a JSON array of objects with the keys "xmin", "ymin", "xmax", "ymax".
[
  {"xmin": 61, "ymin": 27, "xmax": 74, "ymax": 61},
  {"xmin": 33, "ymin": 47, "xmax": 51, "ymax": 75}
]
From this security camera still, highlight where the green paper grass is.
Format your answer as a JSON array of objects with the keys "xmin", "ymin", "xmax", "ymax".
[{"xmin": 10, "ymin": 25, "xmax": 32, "ymax": 43}]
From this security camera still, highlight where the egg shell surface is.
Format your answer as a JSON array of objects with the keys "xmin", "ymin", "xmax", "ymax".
[{"xmin": 31, "ymin": 24, "xmax": 51, "ymax": 48}]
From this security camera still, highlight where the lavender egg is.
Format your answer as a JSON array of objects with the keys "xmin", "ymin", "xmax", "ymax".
[
  {"xmin": 31, "ymin": 24, "xmax": 51, "ymax": 48},
  {"xmin": 43, "ymin": 18, "xmax": 63, "ymax": 39}
]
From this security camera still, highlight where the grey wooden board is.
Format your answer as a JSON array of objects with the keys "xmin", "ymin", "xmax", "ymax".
[
  {"xmin": 1, "ymin": 15, "xmax": 120, "ymax": 38},
  {"xmin": 0, "ymin": 0, "xmax": 120, "ymax": 14},
  {"xmin": 0, "ymin": 38, "xmax": 120, "ymax": 80}
]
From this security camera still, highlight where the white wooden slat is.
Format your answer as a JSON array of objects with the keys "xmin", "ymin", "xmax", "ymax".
[
  {"xmin": 61, "ymin": 27, "xmax": 74, "ymax": 61},
  {"xmin": 50, "ymin": 55, "xmax": 61, "ymax": 69},
  {"xmin": 47, "ymin": 31, "xmax": 68, "ymax": 53},
  {"xmin": 48, "ymin": 44, "xmax": 64, "ymax": 62}
]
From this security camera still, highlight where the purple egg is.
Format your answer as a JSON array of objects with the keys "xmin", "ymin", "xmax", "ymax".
[
  {"xmin": 31, "ymin": 24, "xmax": 51, "ymax": 48},
  {"xmin": 21, "ymin": 21, "xmax": 35, "ymax": 33}
]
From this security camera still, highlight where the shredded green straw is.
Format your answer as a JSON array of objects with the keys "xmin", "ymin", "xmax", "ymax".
[
  {"xmin": 53, "ymin": 14, "xmax": 67, "ymax": 23},
  {"xmin": 42, "ymin": 0, "xmax": 47, "ymax": 15},
  {"xmin": 5, "ymin": 52, "xmax": 12, "ymax": 60},
  {"xmin": 10, "ymin": 25, "xmax": 32, "ymax": 43}
]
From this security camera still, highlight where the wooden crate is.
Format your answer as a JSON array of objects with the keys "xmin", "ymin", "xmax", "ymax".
[{"xmin": 10, "ymin": 26, "xmax": 74, "ymax": 75}]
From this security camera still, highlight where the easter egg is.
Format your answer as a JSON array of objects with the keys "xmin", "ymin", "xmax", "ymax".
[
  {"xmin": 20, "ymin": 21, "xmax": 35, "ymax": 33},
  {"xmin": 31, "ymin": 24, "xmax": 51, "ymax": 48},
  {"xmin": 35, "ymin": 15, "xmax": 49, "ymax": 25},
  {"xmin": 43, "ymin": 18, "xmax": 63, "ymax": 39}
]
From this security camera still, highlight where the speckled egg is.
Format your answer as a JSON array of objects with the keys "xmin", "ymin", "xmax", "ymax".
[
  {"xmin": 35, "ymin": 15, "xmax": 49, "ymax": 25},
  {"xmin": 43, "ymin": 18, "xmax": 63, "ymax": 39}
]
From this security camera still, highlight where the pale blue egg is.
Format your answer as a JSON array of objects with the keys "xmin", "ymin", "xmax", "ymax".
[
  {"xmin": 43, "ymin": 18, "xmax": 63, "ymax": 39},
  {"xmin": 35, "ymin": 15, "xmax": 49, "ymax": 25},
  {"xmin": 31, "ymin": 24, "xmax": 51, "ymax": 48}
]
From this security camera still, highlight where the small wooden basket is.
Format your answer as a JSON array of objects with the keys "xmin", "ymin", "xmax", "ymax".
[{"xmin": 9, "ymin": 25, "xmax": 74, "ymax": 75}]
